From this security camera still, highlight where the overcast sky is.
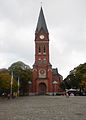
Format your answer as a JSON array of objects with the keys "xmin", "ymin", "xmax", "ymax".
[{"xmin": 0, "ymin": 0, "xmax": 86, "ymax": 79}]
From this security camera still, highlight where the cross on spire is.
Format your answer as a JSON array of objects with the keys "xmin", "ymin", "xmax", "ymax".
[
  {"xmin": 40, "ymin": 0, "xmax": 43, "ymax": 7},
  {"xmin": 41, "ymin": 1, "xmax": 42, "ymax": 6}
]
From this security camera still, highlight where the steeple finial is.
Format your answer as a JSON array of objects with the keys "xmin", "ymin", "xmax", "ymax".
[
  {"xmin": 41, "ymin": 1, "xmax": 42, "ymax": 6},
  {"xmin": 40, "ymin": 0, "xmax": 43, "ymax": 7}
]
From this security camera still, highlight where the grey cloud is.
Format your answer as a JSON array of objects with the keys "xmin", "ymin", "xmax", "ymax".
[{"xmin": 0, "ymin": 0, "xmax": 86, "ymax": 78}]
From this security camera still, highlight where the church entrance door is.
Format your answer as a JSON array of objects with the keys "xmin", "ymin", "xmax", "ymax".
[{"xmin": 38, "ymin": 83, "xmax": 46, "ymax": 95}]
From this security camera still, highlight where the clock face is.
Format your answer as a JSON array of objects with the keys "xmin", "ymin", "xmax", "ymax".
[{"xmin": 40, "ymin": 35, "xmax": 44, "ymax": 39}]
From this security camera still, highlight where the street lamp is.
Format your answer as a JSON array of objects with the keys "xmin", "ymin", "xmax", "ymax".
[
  {"xmin": 52, "ymin": 80, "xmax": 58, "ymax": 96},
  {"xmin": 10, "ymin": 71, "xmax": 13, "ymax": 97},
  {"xmin": 17, "ymin": 77, "xmax": 20, "ymax": 96},
  {"xmin": 28, "ymin": 81, "xmax": 32, "ymax": 96}
]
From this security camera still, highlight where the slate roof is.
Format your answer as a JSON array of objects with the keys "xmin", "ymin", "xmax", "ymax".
[
  {"xmin": 36, "ymin": 7, "xmax": 48, "ymax": 33},
  {"xmin": 52, "ymin": 68, "xmax": 58, "ymax": 75},
  {"xmin": 52, "ymin": 68, "xmax": 63, "ymax": 80}
]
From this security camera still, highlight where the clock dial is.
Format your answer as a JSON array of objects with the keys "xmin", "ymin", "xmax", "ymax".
[{"xmin": 40, "ymin": 35, "xmax": 44, "ymax": 39}]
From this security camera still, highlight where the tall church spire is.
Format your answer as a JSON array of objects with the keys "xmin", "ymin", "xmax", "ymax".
[{"xmin": 36, "ymin": 7, "xmax": 48, "ymax": 33}]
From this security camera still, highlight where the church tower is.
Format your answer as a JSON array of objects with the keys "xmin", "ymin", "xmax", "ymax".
[
  {"xmin": 31, "ymin": 7, "xmax": 63, "ymax": 95},
  {"xmin": 32, "ymin": 7, "xmax": 53, "ymax": 95}
]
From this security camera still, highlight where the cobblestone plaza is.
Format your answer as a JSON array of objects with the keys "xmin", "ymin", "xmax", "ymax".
[{"xmin": 0, "ymin": 96, "xmax": 86, "ymax": 120}]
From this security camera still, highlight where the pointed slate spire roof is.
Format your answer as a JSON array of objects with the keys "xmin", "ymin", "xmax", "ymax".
[{"xmin": 36, "ymin": 7, "xmax": 48, "ymax": 33}]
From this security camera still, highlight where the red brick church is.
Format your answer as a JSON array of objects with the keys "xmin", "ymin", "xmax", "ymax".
[{"xmin": 30, "ymin": 7, "xmax": 63, "ymax": 95}]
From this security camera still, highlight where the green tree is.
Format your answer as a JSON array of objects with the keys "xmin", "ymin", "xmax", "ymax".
[
  {"xmin": 0, "ymin": 69, "xmax": 17, "ymax": 94},
  {"xmin": 8, "ymin": 61, "xmax": 32, "ymax": 95},
  {"xmin": 64, "ymin": 63, "xmax": 86, "ymax": 90}
]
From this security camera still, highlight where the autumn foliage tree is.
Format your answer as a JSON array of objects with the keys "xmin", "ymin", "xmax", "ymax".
[
  {"xmin": 63, "ymin": 63, "xmax": 86, "ymax": 91},
  {"xmin": 0, "ymin": 69, "xmax": 17, "ymax": 95}
]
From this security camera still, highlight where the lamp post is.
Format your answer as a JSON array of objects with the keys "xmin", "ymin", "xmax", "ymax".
[
  {"xmin": 17, "ymin": 77, "xmax": 20, "ymax": 96},
  {"xmin": 28, "ymin": 81, "xmax": 32, "ymax": 96},
  {"xmin": 10, "ymin": 71, "xmax": 13, "ymax": 97},
  {"xmin": 52, "ymin": 80, "xmax": 58, "ymax": 96}
]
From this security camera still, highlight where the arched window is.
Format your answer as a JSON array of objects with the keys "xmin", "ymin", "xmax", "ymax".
[
  {"xmin": 38, "ymin": 46, "xmax": 41, "ymax": 53},
  {"xmin": 38, "ymin": 58, "xmax": 41, "ymax": 64},
  {"xmin": 43, "ymin": 58, "xmax": 46, "ymax": 64},
  {"xmin": 43, "ymin": 46, "xmax": 46, "ymax": 53}
]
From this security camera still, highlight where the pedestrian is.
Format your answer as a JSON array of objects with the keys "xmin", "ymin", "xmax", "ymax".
[
  {"xmin": 7, "ymin": 93, "xmax": 10, "ymax": 99},
  {"xmin": 66, "ymin": 92, "xmax": 69, "ymax": 98},
  {"xmin": 2, "ymin": 93, "xmax": 6, "ymax": 99},
  {"xmin": 70, "ymin": 93, "xmax": 74, "ymax": 96}
]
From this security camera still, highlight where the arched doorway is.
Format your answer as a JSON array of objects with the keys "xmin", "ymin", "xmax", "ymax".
[{"xmin": 38, "ymin": 83, "xmax": 46, "ymax": 95}]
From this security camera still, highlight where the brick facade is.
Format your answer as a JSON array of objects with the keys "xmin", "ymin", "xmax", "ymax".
[{"xmin": 30, "ymin": 7, "xmax": 63, "ymax": 95}]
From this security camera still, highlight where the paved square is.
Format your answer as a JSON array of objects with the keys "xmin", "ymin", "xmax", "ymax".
[{"xmin": 0, "ymin": 96, "xmax": 86, "ymax": 120}]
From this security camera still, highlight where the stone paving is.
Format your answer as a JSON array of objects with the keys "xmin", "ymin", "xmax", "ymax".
[{"xmin": 0, "ymin": 96, "xmax": 86, "ymax": 120}]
